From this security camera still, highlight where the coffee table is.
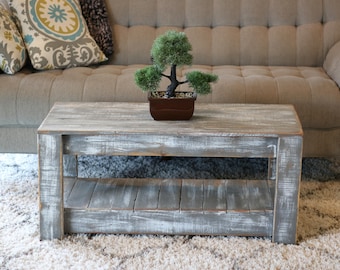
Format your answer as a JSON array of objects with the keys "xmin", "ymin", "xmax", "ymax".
[{"xmin": 38, "ymin": 102, "xmax": 303, "ymax": 243}]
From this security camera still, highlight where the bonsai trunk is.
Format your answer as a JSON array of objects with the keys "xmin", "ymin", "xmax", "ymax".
[{"xmin": 165, "ymin": 64, "xmax": 179, "ymax": 98}]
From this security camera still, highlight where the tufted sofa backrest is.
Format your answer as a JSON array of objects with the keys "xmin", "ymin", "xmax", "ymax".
[{"xmin": 105, "ymin": 0, "xmax": 340, "ymax": 67}]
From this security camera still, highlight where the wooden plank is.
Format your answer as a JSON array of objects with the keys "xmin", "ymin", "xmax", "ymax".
[
  {"xmin": 109, "ymin": 178, "xmax": 138, "ymax": 210},
  {"xmin": 38, "ymin": 134, "xmax": 64, "ymax": 240},
  {"xmin": 64, "ymin": 209, "xmax": 273, "ymax": 237},
  {"xmin": 226, "ymin": 180, "xmax": 249, "ymax": 212},
  {"xmin": 272, "ymin": 136, "xmax": 303, "ymax": 244},
  {"xmin": 88, "ymin": 178, "xmax": 119, "ymax": 209},
  {"xmin": 64, "ymin": 177, "xmax": 273, "ymax": 212},
  {"xmin": 247, "ymin": 180, "xmax": 273, "ymax": 211},
  {"xmin": 76, "ymin": 178, "xmax": 138, "ymax": 210},
  {"xmin": 203, "ymin": 180, "xmax": 227, "ymax": 212},
  {"xmin": 158, "ymin": 179, "xmax": 181, "ymax": 210},
  {"xmin": 267, "ymin": 179, "xmax": 276, "ymax": 205},
  {"xmin": 63, "ymin": 155, "xmax": 77, "ymax": 177},
  {"xmin": 63, "ymin": 135, "xmax": 277, "ymax": 158},
  {"xmin": 65, "ymin": 178, "xmax": 97, "ymax": 208},
  {"xmin": 180, "ymin": 179, "xmax": 204, "ymax": 211},
  {"xmin": 38, "ymin": 103, "xmax": 303, "ymax": 137},
  {"xmin": 267, "ymin": 157, "xmax": 276, "ymax": 180},
  {"xmin": 134, "ymin": 179, "xmax": 161, "ymax": 211},
  {"xmin": 64, "ymin": 177, "xmax": 76, "ymax": 200}
]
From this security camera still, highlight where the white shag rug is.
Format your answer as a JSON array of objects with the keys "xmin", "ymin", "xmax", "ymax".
[{"xmin": 0, "ymin": 154, "xmax": 339, "ymax": 270}]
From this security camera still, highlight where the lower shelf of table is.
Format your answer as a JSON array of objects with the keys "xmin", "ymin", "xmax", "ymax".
[{"xmin": 63, "ymin": 177, "xmax": 276, "ymax": 236}]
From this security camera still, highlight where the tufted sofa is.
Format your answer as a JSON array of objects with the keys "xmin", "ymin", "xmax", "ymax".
[{"xmin": 0, "ymin": 0, "xmax": 339, "ymax": 157}]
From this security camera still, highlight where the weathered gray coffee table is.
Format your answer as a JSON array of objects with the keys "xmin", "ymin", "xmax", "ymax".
[{"xmin": 38, "ymin": 102, "xmax": 303, "ymax": 243}]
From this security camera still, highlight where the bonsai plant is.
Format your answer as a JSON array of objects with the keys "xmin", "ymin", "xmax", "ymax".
[{"xmin": 134, "ymin": 30, "xmax": 218, "ymax": 120}]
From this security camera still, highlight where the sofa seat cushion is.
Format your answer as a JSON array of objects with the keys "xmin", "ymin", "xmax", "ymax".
[
  {"xmin": 205, "ymin": 66, "xmax": 340, "ymax": 130},
  {"xmin": 0, "ymin": 65, "xmax": 338, "ymax": 130}
]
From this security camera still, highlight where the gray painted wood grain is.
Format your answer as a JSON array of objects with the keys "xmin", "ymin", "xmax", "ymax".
[
  {"xmin": 38, "ymin": 103, "xmax": 303, "ymax": 243},
  {"xmin": 38, "ymin": 134, "xmax": 64, "ymax": 240}
]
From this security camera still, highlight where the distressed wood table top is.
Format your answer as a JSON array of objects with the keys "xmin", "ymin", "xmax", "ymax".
[
  {"xmin": 38, "ymin": 102, "xmax": 303, "ymax": 137},
  {"xmin": 38, "ymin": 102, "xmax": 303, "ymax": 244}
]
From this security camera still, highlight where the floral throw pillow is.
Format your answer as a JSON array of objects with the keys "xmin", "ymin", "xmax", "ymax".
[
  {"xmin": 79, "ymin": 0, "xmax": 114, "ymax": 57},
  {"xmin": 0, "ymin": 1, "xmax": 27, "ymax": 74},
  {"xmin": 9, "ymin": 0, "xmax": 107, "ymax": 70}
]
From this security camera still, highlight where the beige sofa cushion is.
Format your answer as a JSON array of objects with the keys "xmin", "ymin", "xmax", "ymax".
[
  {"xmin": 108, "ymin": 0, "xmax": 340, "ymax": 68},
  {"xmin": 1, "ymin": 65, "xmax": 338, "ymax": 131}
]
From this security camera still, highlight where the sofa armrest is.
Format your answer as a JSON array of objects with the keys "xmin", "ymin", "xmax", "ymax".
[{"xmin": 324, "ymin": 41, "xmax": 340, "ymax": 88}]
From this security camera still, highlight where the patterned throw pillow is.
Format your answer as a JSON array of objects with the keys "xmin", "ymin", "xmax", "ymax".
[
  {"xmin": 79, "ymin": 0, "xmax": 113, "ymax": 57},
  {"xmin": 0, "ymin": 1, "xmax": 26, "ymax": 74},
  {"xmin": 9, "ymin": 0, "xmax": 107, "ymax": 70}
]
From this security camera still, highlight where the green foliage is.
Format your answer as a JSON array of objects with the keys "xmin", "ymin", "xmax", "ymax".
[
  {"xmin": 134, "ymin": 30, "xmax": 218, "ymax": 96},
  {"xmin": 134, "ymin": 66, "xmax": 162, "ymax": 92},
  {"xmin": 151, "ymin": 30, "xmax": 193, "ymax": 70},
  {"xmin": 186, "ymin": 71, "xmax": 218, "ymax": 95}
]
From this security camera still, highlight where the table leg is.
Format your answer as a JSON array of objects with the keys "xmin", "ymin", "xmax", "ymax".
[
  {"xmin": 272, "ymin": 136, "xmax": 303, "ymax": 244},
  {"xmin": 63, "ymin": 155, "xmax": 78, "ymax": 177},
  {"xmin": 38, "ymin": 134, "xmax": 64, "ymax": 240}
]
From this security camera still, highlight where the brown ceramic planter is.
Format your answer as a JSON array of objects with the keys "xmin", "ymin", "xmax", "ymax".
[{"xmin": 148, "ymin": 91, "xmax": 197, "ymax": 120}]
